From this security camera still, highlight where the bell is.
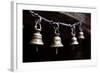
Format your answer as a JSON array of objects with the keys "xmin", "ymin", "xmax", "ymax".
[
  {"xmin": 78, "ymin": 31, "xmax": 85, "ymax": 39},
  {"xmin": 70, "ymin": 26, "xmax": 79, "ymax": 45},
  {"xmin": 51, "ymin": 22, "xmax": 63, "ymax": 47},
  {"xmin": 51, "ymin": 35, "xmax": 63, "ymax": 47},
  {"xmin": 31, "ymin": 31, "xmax": 44, "ymax": 45},
  {"xmin": 71, "ymin": 36, "xmax": 79, "ymax": 45},
  {"xmin": 31, "ymin": 17, "xmax": 44, "ymax": 45}
]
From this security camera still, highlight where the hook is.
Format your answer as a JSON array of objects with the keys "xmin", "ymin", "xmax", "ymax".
[
  {"xmin": 34, "ymin": 17, "xmax": 42, "ymax": 31},
  {"xmin": 79, "ymin": 21, "xmax": 83, "ymax": 32},
  {"xmin": 54, "ymin": 22, "xmax": 60, "ymax": 35},
  {"xmin": 56, "ymin": 47, "xmax": 58, "ymax": 55},
  {"xmin": 71, "ymin": 26, "xmax": 76, "ymax": 37}
]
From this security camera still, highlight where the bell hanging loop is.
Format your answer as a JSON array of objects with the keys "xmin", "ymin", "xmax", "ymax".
[
  {"xmin": 51, "ymin": 23, "xmax": 63, "ymax": 47},
  {"xmin": 70, "ymin": 26, "xmax": 79, "ymax": 45},
  {"xmin": 34, "ymin": 17, "xmax": 42, "ymax": 31},
  {"xmin": 31, "ymin": 17, "xmax": 44, "ymax": 45},
  {"xmin": 54, "ymin": 24, "xmax": 60, "ymax": 35}
]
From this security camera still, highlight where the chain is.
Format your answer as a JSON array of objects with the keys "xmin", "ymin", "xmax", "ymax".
[{"xmin": 29, "ymin": 10, "xmax": 81, "ymax": 28}]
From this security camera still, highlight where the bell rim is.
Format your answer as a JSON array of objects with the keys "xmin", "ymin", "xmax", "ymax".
[
  {"xmin": 70, "ymin": 41, "xmax": 79, "ymax": 45},
  {"xmin": 50, "ymin": 44, "xmax": 64, "ymax": 47},
  {"xmin": 30, "ymin": 41, "xmax": 44, "ymax": 45}
]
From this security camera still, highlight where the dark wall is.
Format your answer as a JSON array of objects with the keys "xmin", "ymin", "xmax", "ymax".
[{"xmin": 23, "ymin": 10, "xmax": 91, "ymax": 62}]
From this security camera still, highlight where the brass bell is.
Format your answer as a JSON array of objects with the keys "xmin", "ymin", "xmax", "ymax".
[
  {"xmin": 70, "ymin": 26, "xmax": 79, "ymax": 45},
  {"xmin": 51, "ymin": 23, "xmax": 63, "ymax": 47},
  {"xmin": 31, "ymin": 17, "xmax": 44, "ymax": 45},
  {"xmin": 71, "ymin": 36, "xmax": 79, "ymax": 45},
  {"xmin": 78, "ymin": 22, "xmax": 85, "ymax": 39},
  {"xmin": 31, "ymin": 31, "xmax": 43, "ymax": 45},
  {"xmin": 51, "ymin": 35, "xmax": 63, "ymax": 47},
  {"xmin": 78, "ymin": 31, "xmax": 85, "ymax": 39}
]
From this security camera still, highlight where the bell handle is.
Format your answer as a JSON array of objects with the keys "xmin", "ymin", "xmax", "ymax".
[
  {"xmin": 35, "ymin": 17, "xmax": 42, "ymax": 31},
  {"xmin": 54, "ymin": 23, "xmax": 60, "ymax": 35},
  {"xmin": 79, "ymin": 21, "xmax": 83, "ymax": 32},
  {"xmin": 56, "ymin": 48, "xmax": 58, "ymax": 55},
  {"xmin": 71, "ymin": 26, "xmax": 76, "ymax": 37}
]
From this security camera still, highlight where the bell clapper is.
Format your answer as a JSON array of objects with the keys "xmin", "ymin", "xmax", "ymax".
[
  {"xmin": 72, "ymin": 45, "xmax": 75, "ymax": 51},
  {"xmin": 56, "ymin": 48, "xmax": 58, "ymax": 55},
  {"xmin": 36, "ymin": 46, "xmax": 38, "ymax": 53}
]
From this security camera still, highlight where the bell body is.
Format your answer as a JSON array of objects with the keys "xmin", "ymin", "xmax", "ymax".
[
  {"xmin": 71, "ymin": 36, "xmax": 79, "ymax": 45},
  {"xmin": 78, "ymin": 32, "xmax": 85, "ymax": 39},
  {"xmin": 31, "ymin": 31, "xmax": 43, "ymax": 45},
  {"xmin": 51, "ymin": 35, "xmax": 63, "ymax": 47}
]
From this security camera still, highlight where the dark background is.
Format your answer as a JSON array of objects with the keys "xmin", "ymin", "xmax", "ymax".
[{"xmin": 23, "ymin": 10, "xmax": 91, "ymax": 62}]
